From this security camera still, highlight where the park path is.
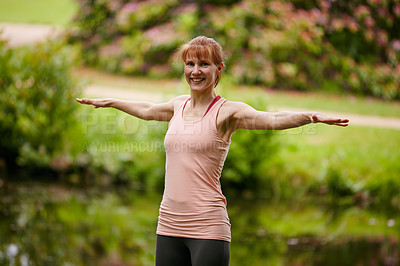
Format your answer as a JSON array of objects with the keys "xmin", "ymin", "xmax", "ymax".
[
  {"xmin": 1, "ymin": 23, "xmax": 400, "ymax": 130},
  {"xmin": 0, "ymin": 23, "xmax": 62, "ymax": 47}
]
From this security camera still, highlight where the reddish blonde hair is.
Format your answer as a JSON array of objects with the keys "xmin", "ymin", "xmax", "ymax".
[{"xmin": 177, "ymin": 36, "xmax": 225, "ymax": 87}]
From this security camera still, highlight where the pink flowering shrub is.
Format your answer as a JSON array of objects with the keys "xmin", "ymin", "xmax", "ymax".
[{"xmin": 68, "ymin": 0, "xmax": 399, "ymax": 99}]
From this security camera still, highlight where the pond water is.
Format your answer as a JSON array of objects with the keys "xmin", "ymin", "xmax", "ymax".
[
  {"xmin": 1, "ymin": 183, "xmax": 399, "ymax": 265},
  {"xmin": 228, "ymin": 199, "xmax": 399, "ymax": 266}
]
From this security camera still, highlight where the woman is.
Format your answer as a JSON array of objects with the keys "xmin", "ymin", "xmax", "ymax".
[{"xmin": 76, "ymin": 36, "xmax": 349, "ymax": 266}]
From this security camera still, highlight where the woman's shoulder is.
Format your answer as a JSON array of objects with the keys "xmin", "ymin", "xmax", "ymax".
[
  {"xmin": 221, "ymin": 98, "xmax": 264, "ymax": 122},
  {"xmin": 172, "ymin": 95, "xmax": 190, "ymax": 103},
  {"xmin": 171, "ymin": 95, "xmax": 190, "ymax": 109},
  {"xmin": 216, "ymin": 99, "xmax": 252, "ymax": 123},
  {"xmin": 174, "ymin": 94, "xmax": 190, "ymax": 101},
  {"xmin": 220, "ymin": 99, "xmax": 251, "ymax": 113}
]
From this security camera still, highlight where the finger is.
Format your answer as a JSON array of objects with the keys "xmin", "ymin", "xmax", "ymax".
[
  {"xmin": 80, "ymin": 98, "xmax": 94, "ymax": 105},
  {"xmin": 332, "ymin": 122, "xmax": 349, "ymax": 126},
  {"xmin": 329, "ymin": 118, "xmax": 348, "ymax": 122},
  {"xmin": 76, "ymin": 98, "xmax": 90, "ymax": 104},
  {"xmin": 324, "ymin": 118, "xmax": 349, "ymax": 124}
]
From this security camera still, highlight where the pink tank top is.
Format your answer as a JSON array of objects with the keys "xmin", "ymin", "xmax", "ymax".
[{"xmin": 157, "ymin": 96, "xmax": 231, "ymax": 242}]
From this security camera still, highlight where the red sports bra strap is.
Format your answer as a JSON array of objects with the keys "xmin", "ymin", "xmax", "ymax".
[
  {"xmin": 181, "ymin": 97, "xmax": 191, "ymax": 112},
  {"xmin": 203, "ymin": 95, "xmax": 221, "ymax": 117},
  {"xmin": 182, "ymin": 96, "xmax": 222, "ymax": 118}
]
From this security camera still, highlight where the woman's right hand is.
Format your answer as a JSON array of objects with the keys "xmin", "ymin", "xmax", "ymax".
[{"xmin": 76, "ymin": 98, "xmax": 113, "ymax": 108}]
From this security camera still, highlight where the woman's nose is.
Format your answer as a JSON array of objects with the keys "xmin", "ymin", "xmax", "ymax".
[{"xmin": 193, "ymin": 64, "xmax": 201, "ymax": 74}]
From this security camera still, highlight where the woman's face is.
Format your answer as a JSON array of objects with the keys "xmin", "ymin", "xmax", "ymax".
[{"xmin": 184, "ymin": 56, "xmax": 222, "ymax": 92}]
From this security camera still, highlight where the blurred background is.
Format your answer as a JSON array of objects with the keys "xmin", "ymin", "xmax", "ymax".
[{"xmin": 0, "ymin": 0, "xmax": 400, "ymax": 265}]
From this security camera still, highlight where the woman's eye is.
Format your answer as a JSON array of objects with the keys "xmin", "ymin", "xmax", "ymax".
[
  {"xmin": 186, "ymin": 62, "xmax": 194, "ymax": 66},
  {"xmin": 201, "ymin": 62, "xmax": 209, "ymax": 66}
]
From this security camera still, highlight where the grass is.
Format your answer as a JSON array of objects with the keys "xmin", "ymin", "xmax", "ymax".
[
  {"xmin": 0, "ymin": 0, "xmax": 77, "ymax": 25},
  {"xmin": 276, "ymin": 124, "xmax": 400, "ymax": 186}
]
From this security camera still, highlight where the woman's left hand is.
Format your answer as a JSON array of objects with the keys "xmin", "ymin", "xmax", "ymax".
[{"xmin": 312, "ymin": 113, "xmax": 349, "ymax": 127}]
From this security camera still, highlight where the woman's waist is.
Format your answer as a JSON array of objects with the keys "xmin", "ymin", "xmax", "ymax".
[
  {"xmin": 162, "ymin": 187, "xmax": 227, "ymax": 207},
  {"xmin": 160, "ymin": 196, "xmax": 227, "ymax": 216},
  {"xmin": 158, "ymin": 206, "xmax": 229, "ymax": 227}
]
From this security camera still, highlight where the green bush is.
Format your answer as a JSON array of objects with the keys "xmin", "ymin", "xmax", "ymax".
[
  {"xmin": 223, "ymin": 128, "xmax": 281, "ymax": 199},
  {"xmin": 366, "ymin": 174, "xmax": 400, "ymax": 211},
  {"xmin": 0, "ymin": 39, "xmax": 81, "ymax": 173},
  {"xmin": 73, "ymin": 107, "xmax": 168, "ymax": 190},
  {"xmin": 222, "ymin": 97, "xmax": 281, "ymax": 199},
  {"xmin": 68, "ymin": 0, "xmax": 399, "ymax": 99}
]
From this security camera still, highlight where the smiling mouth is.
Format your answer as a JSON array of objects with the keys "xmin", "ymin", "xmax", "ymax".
[{"xmin": 191, "ymin": 78, "xmax": 205, "ymax": 82}]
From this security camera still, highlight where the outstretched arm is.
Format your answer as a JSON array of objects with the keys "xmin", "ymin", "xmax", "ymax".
[
  {"xmin": 224, "ymin": 102, "xmax": 349, "ymax": 131},
  {"xmin": 76, "ymin": 95, "xmax": 187, "ymax": 122}
]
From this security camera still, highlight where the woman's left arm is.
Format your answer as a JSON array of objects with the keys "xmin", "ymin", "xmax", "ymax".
[
  {"xmin": 269, "ymin": 111, "xmax": 349, "ymax": 129},
  {"xmin": 226, "ymin": 102, "xmax": 349, "ymax": 131}
]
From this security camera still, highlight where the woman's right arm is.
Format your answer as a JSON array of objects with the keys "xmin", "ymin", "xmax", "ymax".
[{"xmin": 76, "ymin": 95, "xmax": 187, "ymax": 122}]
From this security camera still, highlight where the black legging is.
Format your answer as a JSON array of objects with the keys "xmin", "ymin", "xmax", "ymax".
[{"xmin": 156, "ymin": 234, "xmax": 230, "ymax": 266}]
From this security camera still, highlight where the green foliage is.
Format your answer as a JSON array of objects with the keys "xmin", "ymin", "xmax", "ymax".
[
  {"xmin": 0, "ymin": 40, "xmax": 81, "ymax": 170},
  {"xmin": 222, "ymin": 97, "xmax": 281, "ymax": 198},
  {"xmin": 366, "ymin": 174, "xmax": 400, "ymax": 211},
  {"xmin": 68, "ymin": 0, "xmax": 399, "ymax": 99},
  {"xmin": 276, "ymin": 124, "xmax": 400, "ymax": 211},
  {"xmin": 317, "ymin": 163, "xmax": 357, "ymax": 206},
  {"xmin": 73, "ymin": 107, "xmax": 168, "ymax": 190}
]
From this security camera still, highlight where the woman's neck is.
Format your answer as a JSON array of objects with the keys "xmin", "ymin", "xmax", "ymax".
[{"xmin": 189, "ymin": 89, "xmax": 217, "ymax": 109}]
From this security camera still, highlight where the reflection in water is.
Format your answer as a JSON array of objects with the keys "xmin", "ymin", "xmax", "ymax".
[
  {"xmin": 286, "ymin": 236, "xmax": 399, "ymax": 266},
  {"xmin": 0, "ymin": 183, "xmax": 399, "ymax": 265},
  {"xmin": 229, "ymin": 199, "xmax": 399, "ymax": 266}
]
